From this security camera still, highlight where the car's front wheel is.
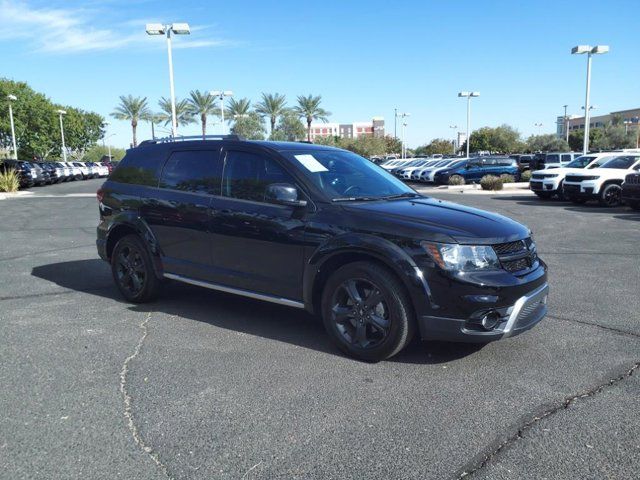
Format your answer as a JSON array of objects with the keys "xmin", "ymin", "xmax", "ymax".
[
  {"xmin": 111, "ymin": 234, "xmax": 161, "ymax": 303},
  {"xmin": 321, "ymin": 262, "xmax": 415, "ymax": 362},
  {"xmin": 598, "ymin": 183, "xmax": 622, "ymax": 207}
]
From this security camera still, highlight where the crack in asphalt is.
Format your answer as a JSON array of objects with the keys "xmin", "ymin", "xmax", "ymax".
[
  {"xmin": 455, "ymin": 360, "xmax": 640, "ymax": 479},
  {"xmin": 120, "ymin": 312, "xmax": 172, "ymax": 479},
  {"xmin": 547, "ymin": 314, "xmax": 640, "ymax": 339}
]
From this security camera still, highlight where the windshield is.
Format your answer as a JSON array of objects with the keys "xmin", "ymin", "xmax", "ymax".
[
  {"xmin": 566, "ymin": 156, "xmax": 594, "ymax": 168},
  {"xmin": 600, "ymin": 156, "xmax": 640, "ymax": 169},
  {"xmin": 283, "ymin": 149, "xmax": 415, "ymax": 200}
]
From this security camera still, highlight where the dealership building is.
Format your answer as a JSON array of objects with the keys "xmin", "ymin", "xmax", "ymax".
[
  {"xmin": 556, "ymin": 107, "xmax": 640, "ymax": 138},
  {"xmin": 309, "ymin": 117, "xmax": 385, "ymax": 141}
]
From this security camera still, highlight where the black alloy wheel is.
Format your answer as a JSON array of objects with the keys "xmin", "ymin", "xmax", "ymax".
[
  {"xmin": 331, "ymin": 278, "xmax": 390, "ymax": 349},
  {"xmin": 111, "ymin": 234, "xmax": 160, "ymax": 303},
  {"xmin": 599, "ymin": 184, "xmax": 622, "ymax": 207},
  {"xmin": 321, "ymin": 262, "xmax": 414, "ymax": 362}
]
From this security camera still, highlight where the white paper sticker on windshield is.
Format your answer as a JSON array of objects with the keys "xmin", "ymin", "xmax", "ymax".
[{"xmin": 294, "ymin": 154, "xmax": 328, "ymax": 172}]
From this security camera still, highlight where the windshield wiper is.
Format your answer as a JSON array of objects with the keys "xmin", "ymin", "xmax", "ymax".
[
  {"xmin": 332, "ymin": 196, "xmax": 379, "ymax": 202},
  {"xmin": 378, "ymin": 192, "xmax": 422, "ymax": 200}
]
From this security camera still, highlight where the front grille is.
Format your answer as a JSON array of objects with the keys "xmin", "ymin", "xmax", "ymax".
[
  {"xmin": 530, "ymin": 181, "xmax": 543, "ymax": 190},
  {"xmin": 492, "ymin": 238, "xmax": 536, "ymax": 273},
  {"xmin": 564, "ymin": 184, "xmax": 580, "ymax": 193},
  {"xmin": 565, "ymin": 175, "xmax": 584, "ymax": 183},
  {"xmin": 493, "ymin": 240, "xmax": 526, "ymax": 255},
  {"xmin": 513, "ymin": 285, "xmax": 548, "ymax": 328}
]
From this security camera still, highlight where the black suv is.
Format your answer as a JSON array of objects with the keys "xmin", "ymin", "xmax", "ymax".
[
  {"xmin": 622, "ymin": 172, "xmax": 640, "ymax": 210},
  {"xmin": 97, "ymin": 136, "xmax": 548, "ymax": 361}
]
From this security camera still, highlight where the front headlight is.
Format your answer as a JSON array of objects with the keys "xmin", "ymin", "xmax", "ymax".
[{"xmin": 421, "ymin": 241, "xmax": 501, "ymax": 271}]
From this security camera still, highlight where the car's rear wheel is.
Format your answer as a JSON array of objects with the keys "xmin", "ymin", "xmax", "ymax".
[
  {"xmin": 321, "ymin": 261, "xmax": 415, "ymax": 362},
  {"xmin": 111, "ymin": 234, "xmax": 161, "ymax": 303},
  {"xmin": 598, "ymin": 183, "xmax": 622, "ymax": 207}
]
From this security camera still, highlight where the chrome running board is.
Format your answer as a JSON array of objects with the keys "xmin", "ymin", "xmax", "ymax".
[{"xmin": 163, "ymin": 273, "xmax": 305, "ymax": 309}]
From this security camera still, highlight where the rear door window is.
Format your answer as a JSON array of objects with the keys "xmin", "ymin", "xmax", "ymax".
[
  {"xmin": 222, "ymin": 150, "xmax": 295, "ymax": 203},
  {"xmin": 561, "ymin": 154, "xmax": 572, "ymax": 162},
  {"xmin": 159, "ymin": 150, "xmax": 222, "ymax": 195},
  {"xmin": 110, "ymin": 148, "xmax": 164, "ymax": 186}
]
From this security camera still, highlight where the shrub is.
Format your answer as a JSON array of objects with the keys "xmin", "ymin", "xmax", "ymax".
[
  {"xmin": 480, "ymin": 175, "xmax": 504, "ymax": 191},
  {"xmin": 499, "ymin": 174, "xmax": 515, "ymax": 184},
  {"xmin": 521, "ymin": 170, "xmax": 532, "ymax": 182},
  {"xmin": 0, "ymin": 169, "xmax": 20, "ymax": 192},
  {"xmin": 448, "ymin": 175, "xmax": 465, "ymax": 186}
]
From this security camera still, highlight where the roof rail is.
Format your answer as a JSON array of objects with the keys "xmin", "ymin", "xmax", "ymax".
[{"xmin": 139, "ymin": 134, "xmax": 245, "ymax": 146}]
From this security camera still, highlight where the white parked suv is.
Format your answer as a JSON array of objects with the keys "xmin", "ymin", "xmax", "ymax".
[
  {"xmin": 397, "ymin": 159, "xmax": 437, "ymax": 179},
  {"xmin": 64, "ymin": 162, "xmax": 82, "ymax": 180},
  {"xmin": 562, "ymin": 154, "xmax": 640, "ymax": 207},
  {"xmin": 529, "ymin": 152, "xmax": 620, "ymax": 199}
]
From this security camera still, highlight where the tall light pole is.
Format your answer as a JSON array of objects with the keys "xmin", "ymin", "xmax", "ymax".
[
  {"xmin": 7, "ymin": 94, "xmax": 17, "ymax": 159},
  {"xmin": 103, "ymin": 122, "xmax": 113, "ymax": 160},
  {"xmin": 398, "ymin": 112, "xmax": 410, "ymax": 158},
  {"xmin": 449, "ymin": 125, "xmax": 458, "ymax": 154},
  {"xmin": 211, "ymin": 90, "xmax": 233, "ymax": 134},
  {"xmin": 146, "ymin": 23, "xmax": 191, "ymax": 138},
  {"xmin": 394, "ymin": 108, "xmax": 398, "ymax": 139},
  {"xmin": 534, "ymin": 122, "xmax": 543, "ymax": 133},
  {"xmin": 458, "ymin": 91, "xmax": 480, "ymax": 158},
  {"xmin": 571, "ymin": 45, "xmax": 609, "ymax": 155},
  {"xmin": 56, "ymin": 110, "xmax": 67, "ymax": 162},
  {"xmin": 563, "ymin": 104, "xmax": 569, "ymax": 142}
]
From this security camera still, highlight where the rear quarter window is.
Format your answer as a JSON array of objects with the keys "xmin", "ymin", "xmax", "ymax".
[{"xmin": 110, "ymin": 148, "xmax": 163, "ymax": 186}]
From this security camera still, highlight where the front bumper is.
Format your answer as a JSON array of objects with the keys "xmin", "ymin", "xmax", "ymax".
[
  {"xmin": 419, "ymin": 282, "xmax": 549, "ymax": 342},
  {"xmin": 530, "ymin": 179, "xmax": 561, "ymax": 192},
  {"xmin": 563, "ymin": 181, "xmax": 600, "ymax": 198}
]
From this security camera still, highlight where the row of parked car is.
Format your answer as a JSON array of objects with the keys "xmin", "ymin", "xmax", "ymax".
[
  {"xmin": 0, "ymin": 159, "xmax": 113, "ymax": 189},
  {"xmin": 528, "ymin": 150, "xmax": 640, "ymax": 209},
  {"xmin": 380, "ymin": 156, "xmax": 521, "ymax": 184}
]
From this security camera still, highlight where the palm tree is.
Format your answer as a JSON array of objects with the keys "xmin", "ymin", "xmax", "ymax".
[
  {"xmin": 141, "ymin": 112, "xmax": 164, "ymax": 140},
  {"xmin": 255, "ymin": 93, "xmax": 287, "ymax": 135},
  {"xmin": 111, "ymin": 95, "xmax": 150, "ymax": 147},
  {"xmin": 187, "ymin": 90, "xmax": 217, "ymax": 138},
  {"xmin": 158, "ymin": 97, "xmax": 195, "ymax": 132},
  {"xmin": 293, "ymin": 94, "xmax": 330, "ymax": 141},
  {"xmin": 225, "ymin": 97, "xmax": 252, "ymax": 122}
]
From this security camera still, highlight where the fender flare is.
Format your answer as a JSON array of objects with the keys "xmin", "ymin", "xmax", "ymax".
[
  {"xmin": 303, "ymin": 233, "xmax": 433, "ymax": 316},
  {"xmin": 105, "ymin": 213, "xmax": 164, "ymax": 278}
]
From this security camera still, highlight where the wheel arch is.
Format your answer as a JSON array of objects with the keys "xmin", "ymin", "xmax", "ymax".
[
  {"xmin": 105, "ymin": 216, "xmax": 163, "ymax": 278},
  {"xmin": 303, "ymin": 234, "xmax": 432, "ymax": 318}
]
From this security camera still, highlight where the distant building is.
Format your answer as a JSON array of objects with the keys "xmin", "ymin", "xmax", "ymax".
[
  {"xmin": 456, "ymin": 132, "xmax": 467, "ymax": 150},
  {"xmin": 556, "ymin": 114, "xmax": 580, "ymax": 138},
  {"xmin": 564, "ymin": 107, "xmax": 640, "ymax": 133},
  {"xmin": 310, "ymin": 117, "xmax": 385, "ymax": 141}
]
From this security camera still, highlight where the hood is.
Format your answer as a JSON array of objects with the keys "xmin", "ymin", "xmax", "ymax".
[
  {"xmin": 532, "ymin": 167, "xmax": 585, "ymax": 175},
  {"xmin": 343, "ymin": 197, "xmax": 530, "ymax": 244},
  {"xmin": 570, "ymin": 167, "xmax": 629, "ymax": 177}
]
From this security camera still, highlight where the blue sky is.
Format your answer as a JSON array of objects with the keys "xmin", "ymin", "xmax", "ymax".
[{"xmin": 1, "ymin": 0, "xmax": 638, "ymax": 149}]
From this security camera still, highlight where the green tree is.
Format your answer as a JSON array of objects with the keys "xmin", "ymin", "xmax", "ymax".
[
  {"xmin": 526, "ymin": 134, "xmax": 570, "ymax": 153},
  {"xmin": 187, "ymin": 90, "xmax": 217, "ymax": 138},
  {"xmin": 414, "ymin": 138, "xmax": 455, "ymax": 156},
  {"xmin": 568, "ymin": 126, "xmax": 635, "ymax": 151},
  {"xmin": 158, "ymin": 97, "xmax": 195, "ymax": 131},
  {"xmin": 255, "ymin": 93, "xmax": 288, "ymax": 135},
  {"xmin": 111, "ymin": 95, "xmax": 150, "ymax": 147},
  {"xmin": 225, "ymin": 97, "xmax": 252, "ymax": 121},
  {"xmin": 467, "ymin": 125, "xmax": 524, "ymax": 154},
  {"xmin": 84, "ymin": 144, "xmax": 127, "ymax": 163},
  {"xmin": 384, "ymin": 135, "xmax": 402, "ymax": 155},
  {"xmin": 270, "ymin": 111, "xmax": 306, "ymax": 141},
  {"xmin": 230, "ymin": 111, "xmax": 266, "ymax": 140},
  {"xmin": 293, "ymin": 94, "xmax": 330, "ymax": 141}
]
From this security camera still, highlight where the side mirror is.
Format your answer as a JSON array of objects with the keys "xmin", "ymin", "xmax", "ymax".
[{"xmin": 265, "ymin": 183, "xmax": 307, "ymax": 207}]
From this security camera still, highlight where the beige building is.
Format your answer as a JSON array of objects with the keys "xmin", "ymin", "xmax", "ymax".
[
  {"xmin": 309, "ymin": 117, "xmax": 385, "ymax": 141},
  {"xmin": 566, "ymin": 107, "xmax": 640, "ymax": 132}
]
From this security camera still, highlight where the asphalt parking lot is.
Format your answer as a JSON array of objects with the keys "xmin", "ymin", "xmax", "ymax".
[{"xmin": 1, "ymin": 179, "xmax": 639, "ymax": 480}]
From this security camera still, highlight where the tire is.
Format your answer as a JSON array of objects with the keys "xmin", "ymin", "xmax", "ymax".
[
  {"xmin": 628, "ymin": 201, "xmax": 640, "ymax": 211},
  {"xmin": 535, "ymin": 192, "xmax": 552, "ymax": 200},
  {"xmin": 111, "ymin": 234, "xmax": 161, "ymax": 303},
  {"xmin": 321, "ymin": 261, "xmax": 415, "ymax": 362},
  {"xmin": 598, "ymin": 183, "xmax": 622, "ymax": 207}
]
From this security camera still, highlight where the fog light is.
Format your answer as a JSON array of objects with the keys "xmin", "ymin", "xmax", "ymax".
[{"xmin": 481, "ymin": 311, "xmax": 501, "ymax": 330}]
